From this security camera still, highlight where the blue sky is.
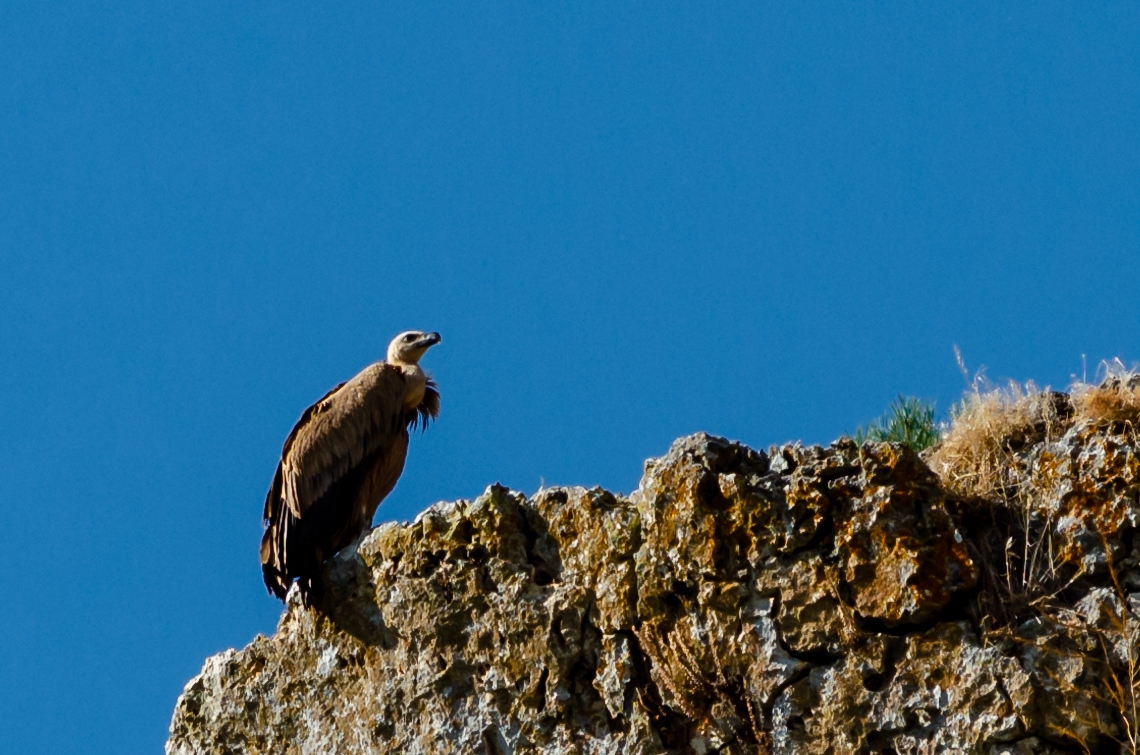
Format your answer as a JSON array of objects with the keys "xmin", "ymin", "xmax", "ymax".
[{"xmin": 1, "ymin": 3, "xmax": 1138, "ymax": 753}]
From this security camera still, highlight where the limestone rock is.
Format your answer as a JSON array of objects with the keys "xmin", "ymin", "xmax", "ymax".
[{"xmin": 169, "ymin": 423, "xmax": 1140, "ymax": 754}]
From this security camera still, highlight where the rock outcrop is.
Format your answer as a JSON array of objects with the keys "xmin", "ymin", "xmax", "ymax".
[{"xmin": 168, "ymin": 396, "xmax": 1140, "ymax": 753}]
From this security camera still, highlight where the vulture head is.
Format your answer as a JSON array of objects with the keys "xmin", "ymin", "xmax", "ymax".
[{"xmin": 387, "ymin": 330, "xmax": 442, "ymax": 366}]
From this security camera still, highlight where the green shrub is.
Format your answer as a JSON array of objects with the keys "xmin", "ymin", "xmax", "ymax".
[{"xmin": 853, "ymin": 396, "xmax": 941, "ymax": 452}]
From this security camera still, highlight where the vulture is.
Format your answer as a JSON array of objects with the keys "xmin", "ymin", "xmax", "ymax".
[{"xmin": 260, "ymin": 330, "xmax": 441, "ymax": 604}]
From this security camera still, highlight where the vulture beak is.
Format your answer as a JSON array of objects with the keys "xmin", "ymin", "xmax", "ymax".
[{"xmin": 419, "ymin": 332, "xmax": 442, "ymax": 348}]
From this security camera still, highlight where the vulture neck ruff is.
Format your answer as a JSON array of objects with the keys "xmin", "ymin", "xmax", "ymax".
[
  {"xmin": 396, "ymin": 362, "xmax": 428, "ymax": 411},
  {"xmin": 385, "ymin": 330, "xmax": 440, "ymax": 411}
]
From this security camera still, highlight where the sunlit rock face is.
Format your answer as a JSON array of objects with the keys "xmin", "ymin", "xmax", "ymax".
[{"xmin": 168, "ymin": 428, "xmax": 1140, "ymax": 754}]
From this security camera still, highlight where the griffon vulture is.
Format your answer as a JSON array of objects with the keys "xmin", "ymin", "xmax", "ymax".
[{"xmin": 260, "ymin": 330, "xmax": 441, "ymax": 604}]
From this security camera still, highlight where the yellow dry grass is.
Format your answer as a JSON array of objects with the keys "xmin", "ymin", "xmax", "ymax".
[
  {"xmin": 928, "ymin": 359, "xmax": 1140, "ymax": 502},
  {"xmin": 1072, "ymin": 359, "xmax": 1140, "ymax": 428},
  {"xmin": 926, "ymin": 380, "xmax": 1066, "ymax": 501}
]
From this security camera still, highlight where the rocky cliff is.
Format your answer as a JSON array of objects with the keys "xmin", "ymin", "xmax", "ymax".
[{"xmin": 167, "ymin": 379, "xmax": 1140, "ymax": 754}]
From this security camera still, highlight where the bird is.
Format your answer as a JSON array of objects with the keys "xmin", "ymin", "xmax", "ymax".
[{"xmin": 260, "ymin": 330, "xmax": 442, "ymax": 605}]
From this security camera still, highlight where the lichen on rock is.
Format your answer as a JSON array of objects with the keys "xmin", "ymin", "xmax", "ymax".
[{"xmin": 170, "ymin": 391, "xmax": 1140, "ymax": 753}]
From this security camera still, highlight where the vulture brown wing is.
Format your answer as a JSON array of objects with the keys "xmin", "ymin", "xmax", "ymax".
[
  {"xmin": 279, "ymin": 363, "xmax": 407, "ymax": 518},
  {"xmin": 262, "ymin": 379, "xmax": 344, "ymax": 524}
]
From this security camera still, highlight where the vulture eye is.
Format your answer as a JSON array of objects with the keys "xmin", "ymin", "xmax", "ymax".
[{"xmin": 404, "ymin": 334, "xmax": 416, "ymax": 342}]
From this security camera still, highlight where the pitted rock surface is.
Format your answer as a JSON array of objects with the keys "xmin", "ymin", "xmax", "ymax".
[{"xmin": 169, "ymin": 425, "xmax": 1140, "ymax": 754}]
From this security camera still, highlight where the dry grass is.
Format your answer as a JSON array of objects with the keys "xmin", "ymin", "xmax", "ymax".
[
  {"xmin": 1072, "ymin": 359, "xmax": 1140, "ymax": 428},
  {"xmin": 926, "ymin": 379, "xmax": 1069, "ymax": 501},
  {"xmin": 929, "ymin": 358, "xmax": 1140, "ymax": 503},
  {"xmin": 926, "ymin": 362, "xmax": 1140, "ymax": 621},
  {"xmin": 1099, "ymin": 614, "xmax": 1140, "ymax": 754}
]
